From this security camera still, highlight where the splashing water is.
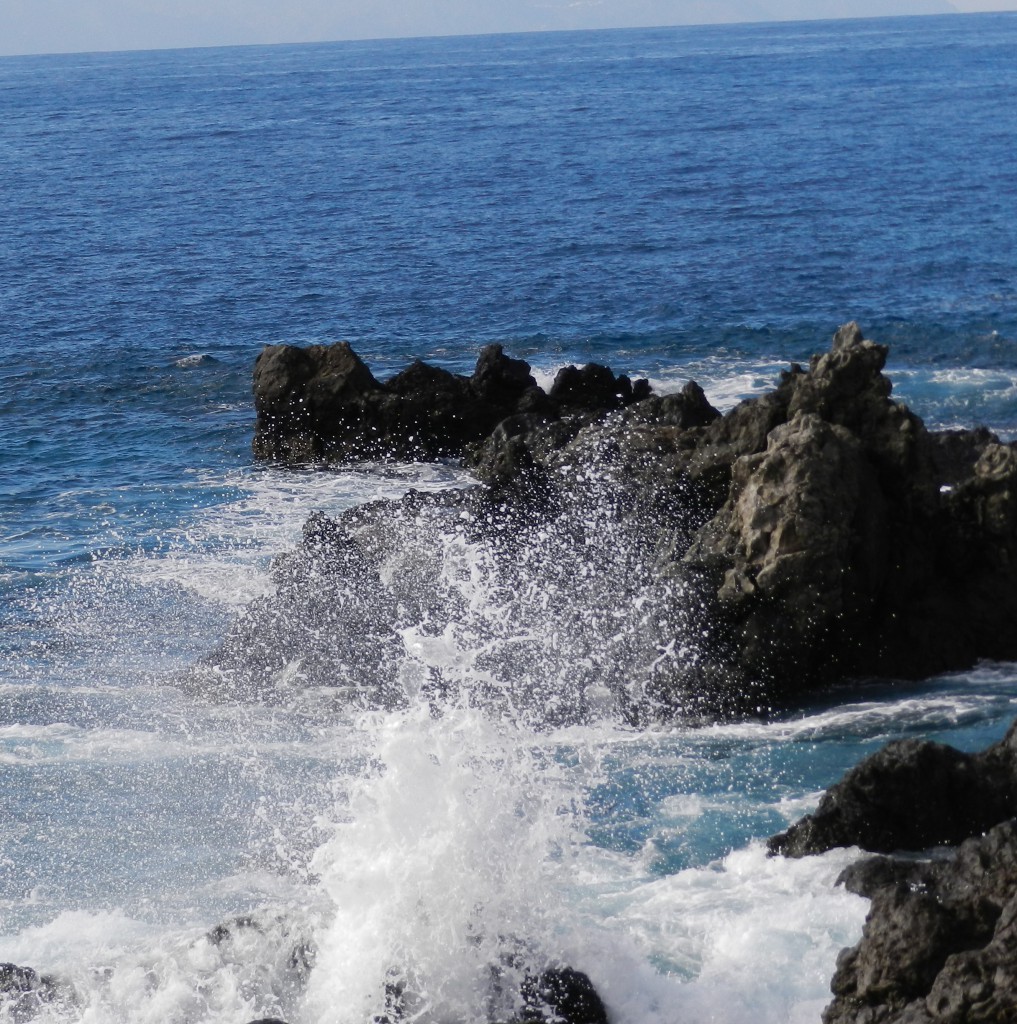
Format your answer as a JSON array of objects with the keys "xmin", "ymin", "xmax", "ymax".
[
  {"xmin": 4, "ymin": 398, "xmax": 1016, "ymax": 1024},
  {"xmin": 304, "ymin": 705, "xmax": 594, "ymax": 1024}
]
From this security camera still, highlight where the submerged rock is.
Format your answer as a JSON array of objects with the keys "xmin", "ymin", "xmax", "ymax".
[
  {"xmin": 0, "ymin": 963, "xmax": 71, "ymax": 1021},
  {"xmin": 520, "ymin": 966, "xmax": 610, "ymax": 1024}
]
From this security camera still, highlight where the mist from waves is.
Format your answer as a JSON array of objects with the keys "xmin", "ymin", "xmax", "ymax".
[
  {"xmin": 5, "ymin": 358, "xmax": 1017, "ymax": 1024},
  {"xmin": 0, "ymin": 450, "xmax": 889, "ymax": 1024}
]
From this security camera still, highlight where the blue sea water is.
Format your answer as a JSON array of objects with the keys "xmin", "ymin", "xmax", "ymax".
[{"xmin": 1, "ymin": 13, "xmax": 1017, "ymax": 1024}]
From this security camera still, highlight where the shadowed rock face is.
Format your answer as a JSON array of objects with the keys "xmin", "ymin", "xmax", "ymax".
[
  {"xmin": 223, "ymin": 324, "xmax": 1017, "ymax": 718},
  {"xmin": 827, "ymin": 823, "xmax": 1017, "ymax": 1024},
  {"xmin": 252, "ymin": 341, "xmax": 645, "ymax": 464},
  {"xmin": 769, "ymin": 723, "xmax": 1017, "ymax": 1024},
  {"xmin": 676, "ymin": 323, "xmax": 1017, "ymax": 695},
  {"xmin": 769, "ymin": 720, "xmax": 1017, "ymax": 858},
  {"xmin": 0, "ymin": 963, "xmax": 71, "ymax": 1021}
]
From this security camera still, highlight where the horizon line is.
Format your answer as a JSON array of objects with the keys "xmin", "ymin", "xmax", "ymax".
[{"xmin": 1, "ymin": 7, "xmax": 1013, "ymax": 62}]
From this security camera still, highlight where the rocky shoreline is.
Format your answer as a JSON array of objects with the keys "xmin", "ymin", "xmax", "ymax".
[
  {"xmin": 769, "ymin": 722, "xmax": 1017, "ymax": 1023},
  {"xmin": 240, "ymin": 323, "xmax": 1017, "ymax": 1021},
  {"xmin": 1, "ymin": 927, "xmax": 608, "ymax": 1024},
  {"xmin": 206, "ymin": 323, "xmax": 1017, "ymax": 719},
  {"xmin": 8, "ymin": 326, "xmax": 1014, "ymax": 1024}
]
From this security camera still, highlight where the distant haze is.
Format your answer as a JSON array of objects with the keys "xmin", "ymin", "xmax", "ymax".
[{"xmin": 0, "ymin": 0, "xmax": 1014, "ymax": 57}]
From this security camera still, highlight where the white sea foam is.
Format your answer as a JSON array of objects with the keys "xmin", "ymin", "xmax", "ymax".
[
  {"xmin": 120, "ymin": 462, "xmax": 474, "ymax": 610},
  {"xmin": 0, "ymin": 714, "xmax": 867, "ymax": 1024},
  {"xmin": 6, "ymin": 429, "xmax": 1014, "ymax": 1024},
  {"xmin": 926, "ymin": 366, "xmax": 1017, "ymax": 393},
  {"xmin": 696, "ymin": 693, "xmax": 1016, "ymax": 745},
  {"xmin": 582, "ymin": 843, "xmax": 868, "ymax": 1024},
  {"xmin": 173, "ymin": 353, "xmax": 217, "ymax": 368},
  {"xmin": 0, "ymin": 719, "xmax": 347, "ymax": 766},
  {"xmin": 302, "ymin": 704, "xmax": 588, "ymax": 1024},
  {"xmin": 529, "ymin": 359, "xmax": 781, "ymax": 412},
  {"xmin": 646, "ymin": 364, "xmax": 785, "ymax": 411}
]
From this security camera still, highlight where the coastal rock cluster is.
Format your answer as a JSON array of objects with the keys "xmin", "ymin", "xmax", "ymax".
[
  {"xmin": 224, "ymin": 323, "xmax": 1017, "ymax": 717},
  {"xmin": 252, "ymin": 340, "xmax": 649, "ymax": 464},
  {"xmin": 1, "ymin": 919, "xmax": 607, "ymax": 1024},
  {"xmin": 0, "ymin": 963, "xmax": 65, "ymax": 1021},
  {"xmin": 770, "ymin": 721, "xmax": 1017, "ymax": 1023}
]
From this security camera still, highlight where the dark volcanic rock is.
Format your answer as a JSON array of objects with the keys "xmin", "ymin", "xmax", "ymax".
[
  {"xmin": 520, "ymin": 966, "xmax": 610, "ymax": 1024},
  {"xmin": 0, "ymin": 963, "xmax": 68, "ymax": 1021},
  {"xmin": 252, "ymin": 341, "xmax": 647, "ymax": 465},
  {"xmin": 769, "ymin": 720, "xmax": 1017, "ymax": 857},
  {"xmin": 190, "ymin": 505, "xmax": 408, "ymax": 704},
  {"xmin": 226, "ymin": 324, "xmax": 1017, "ymax": 719},
  {"xmin": 677, "ymin": 323, "xmax": 1017, "ymax": 699},
  {"xmin": 822, "ymin": 822, "xmax": 1017, "ymax": 1024},
  {"xmin": 770, "ymin": 721, "xmax": 1017, "ymax": 1023}
]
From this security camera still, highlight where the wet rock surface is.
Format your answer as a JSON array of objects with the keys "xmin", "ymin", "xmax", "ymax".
[
  {"xmin": 252, "ymin": 341, "xmax": 644, "ymax": 465},
  {"xmin": 769, "ymin": 719, "xmax": 1017, "ymax": 857},
  {"xmin": 222, "ymin": 324, "xmax": 1017, "ymax": 718},
  {"xmin": 3, "ymin": 917, "xmax": 607, "ymax": 1024},
  {"xmin": 0, "ymin": 964, "xmax": 67, "ymax": 1022},
  {"xmin": 770, "ymin": 722, "xmax": 1017, "ymax": 1023}
]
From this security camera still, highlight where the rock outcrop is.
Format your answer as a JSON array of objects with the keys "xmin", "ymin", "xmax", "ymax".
[
  {"xmin": 224, "ymin": 324, "xmax": 1017, "ymax": 718},
  {"xmin": 252, "ymin": 341, "xmax": 645, "ymax": 464},
  {"xmin": 769, "ymin": 721, "xmax": 1017, "ymax": 1023},
  {"xmin": 827, "ymin": 821, "xmax": 1017, "ymax": 1024},
  {"xmin": 769, "ymin": 720, "xmax": 1017, "ymax": 857},
  {"xmin": 0, "ymin": 963, "xmax": 66, "ymax": 1021}
]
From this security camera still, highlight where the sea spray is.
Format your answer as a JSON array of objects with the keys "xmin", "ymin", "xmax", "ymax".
[
  {"xmin": 304, "ymin": 704, "xmax": 599, "ymax": 1024},
  {"xmin": 0, "ymin": 451, "xmax": 911, "ymax": 1024}
]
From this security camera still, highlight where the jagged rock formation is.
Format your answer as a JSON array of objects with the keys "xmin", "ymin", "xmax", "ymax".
[
  {"xmin": 0, "ymin": 963, "xmax": 66, "ymax": 1021},
  {"xmin": 252, "ymin": 341, "xmax": 647, "ymax": 464},
  {"xmin": 827, "ymin": 821, "xmax": 1017, "ymax": 1024},
  {"xmin": 769, "ymin": 721, "xmax": 1017, "ymax": 857},
  {"xmin": 769, "ymin": 722, "xmax": 1017, "ymax": 1023},
  {"xmin": 220, "ymin": 324, "xmax": 1017, "ymax": 718}
]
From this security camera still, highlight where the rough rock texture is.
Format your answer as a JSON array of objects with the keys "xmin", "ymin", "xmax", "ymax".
[
  {"xmin": 678, "ymin": 324, "xmax": 1017, "ymax": 696},
  {"xmin": 0, "ymin": 963, "xmax": 68, "ymax": 1021},
  {"xmin": 226, "ymin": 324, "xmax": 1017, "ymax": 717},
  {"xmin": 769, "ymin": 719, "xmax": 1017, "ymax": 857},
  {"xmin": 520, "ymin": 966, "xmax": 610, "ymax": 1024},
  {"xmin": 823, "ymin": 822, "xmax": 1017, "ymax": 1024},
  {"xmin": 769, "ymin": 721, "xmax": 1017, "ymax": 1023},
  {"xmin": 252, "ymin": 341, "xmax": 644, "ymax": 464}
]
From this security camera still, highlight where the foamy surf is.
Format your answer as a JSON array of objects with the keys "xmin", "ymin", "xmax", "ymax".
[{"xmin": 0, "ymin": 705, "xmax": 872, "ymax": 1024}]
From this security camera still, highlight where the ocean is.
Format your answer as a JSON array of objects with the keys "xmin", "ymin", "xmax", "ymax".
[{"xmin": 1, "ymin": 11, "xmax": 1016, "ymax": 1023}]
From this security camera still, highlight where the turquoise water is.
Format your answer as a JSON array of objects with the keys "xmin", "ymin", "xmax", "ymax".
[{"xmin": 1, "ymin": 14, "xmax": 1016, "ymax": 1024}]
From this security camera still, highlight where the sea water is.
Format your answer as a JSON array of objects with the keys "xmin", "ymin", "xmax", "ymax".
[{"xmin": 2, "ymin": 13, "xmax": 1017, "ymax": 1024}]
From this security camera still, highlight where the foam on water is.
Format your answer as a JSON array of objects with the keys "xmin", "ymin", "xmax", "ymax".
[
  {"xmin": 1, "ymin": 460, "xmax": 886, "ymax": 1024},
  {"xmin": 120, "ymin": 462, "xmax": 475, "ymax": 610},
  {"xmin": 529, "ymin": 358, "xmax": 785, "ymax": 415},
  {"xmin": 4, "ymin": 16, "xmax": 1017, "ymax": 1022},
  {"xmin": 6, "ymin": 439, "xmax": 1017, "ymax": 1023},
  {"xmin": 698, "ymin": 688, "xmax": 1017, "ymax": 747},
  {"xmin": 0, "ymin": 709, "xmax": 873, "ymax": 1024}
]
